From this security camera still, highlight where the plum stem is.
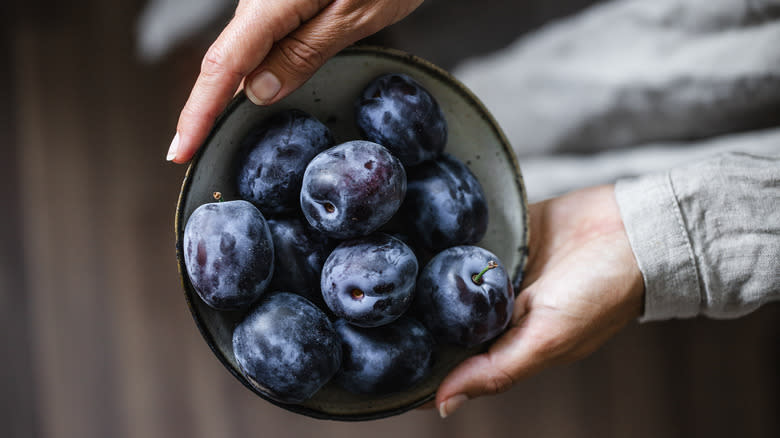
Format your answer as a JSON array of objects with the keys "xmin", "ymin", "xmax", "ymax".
[
  {"xmin": 472, "ymin": 261, "xmax": 498, "ymax": 285},
  {"xmin": 213, "ymin": 191, "xmax": 224, "ymax": 202}
]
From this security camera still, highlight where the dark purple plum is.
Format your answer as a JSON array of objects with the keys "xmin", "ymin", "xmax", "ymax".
[
  {"xmin": 402, "ymin": 154, "xmax": 488, "ymax": 251},
  {"xmin": 183, "ymin": 199, "xmax": 274, "ymax": 310},
  {"xmin": 414, "ymin": 246, "xmax": 513, "ymax": 347},
  {"xmin": 355, "ymin": 73, "xmax": 447, "ymax": 166},
  {"xmin": 236, "ymin": 109, "xmax": 334, "ymax": 214},
  {"xmin": 334, "ymin": 317, "xmax": 434, "ymax": 395},
  {"xmin": 232, "ymin": 292, "xmax": 341, "ymax": 404},
  {"xmin": 267, "ymin": 216, "xmax": 335, "ymax": 308},
  {"xmin": 300, "ymin": 140, "xmax": 406, "ymax": 239},
  {"xmin": 321, "ymin": 233, "xmax": 417, "ymax": 327},
  {"xmin": 378, "ymin": 213, "xmax": 436, "ymax": 267}
]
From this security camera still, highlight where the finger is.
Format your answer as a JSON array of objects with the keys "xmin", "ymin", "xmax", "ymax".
[
  {"xmin": 169, "ymin": 0, "xmax": 329, "ymax": 163},
  {"xmin": 245, "ymin": 1, "xmax": 415, "ymax": 106},
  {"xmin": 435, "ymin": 318, "xmax": 553, "ymax": 418},
  {"xmin": 243, "ymin": 5, "xmax": 356, "ymax": 106},
  {"xmin": 169, "ymin": 18, "xmax": 271, "ymax": 163}
]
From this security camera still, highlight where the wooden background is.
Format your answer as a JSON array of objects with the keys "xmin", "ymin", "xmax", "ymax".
[{"xmin": 1, "ymin": 1, "xmax": 778, "ymax": 437}]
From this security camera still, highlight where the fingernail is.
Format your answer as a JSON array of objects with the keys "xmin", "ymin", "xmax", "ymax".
[
  {"xmin": 246, "ymin": 71, "xmax": 281, "ymax": 105},
  {"xmin": 167, "ymin": 132, "xmax": 179, "ymax": 161},
  {"xmin": 438, "ymin": 394, "xmax": 468, "ymax": 419}
]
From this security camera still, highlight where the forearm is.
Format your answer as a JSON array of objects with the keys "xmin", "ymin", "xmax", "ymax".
[{"xmin": 615, "ymin": 151, "xmax": 780, "ymax": 321}]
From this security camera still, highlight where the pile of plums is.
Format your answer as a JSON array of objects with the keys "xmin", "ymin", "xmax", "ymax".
[{"xmin": 183, "ymin": 73, "xmax": 515, "ymax": 405}]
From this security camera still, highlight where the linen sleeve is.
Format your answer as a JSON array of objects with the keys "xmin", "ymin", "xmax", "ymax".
[{"xmin": 614, "ymin": 152, "xmax": 780, "ymax": 322}]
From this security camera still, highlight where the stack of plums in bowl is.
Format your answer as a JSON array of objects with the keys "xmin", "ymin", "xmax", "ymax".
[{"xmin": 176, "ymin": 48, "xmax": 528, "ymax": 420}]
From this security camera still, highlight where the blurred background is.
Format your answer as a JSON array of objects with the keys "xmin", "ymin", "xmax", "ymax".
[{"xmin": 1, "ymin": 0, "xmax": 778, "ymax": 437}]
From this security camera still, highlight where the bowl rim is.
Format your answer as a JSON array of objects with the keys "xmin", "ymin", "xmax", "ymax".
[{"xmin": 174, "ymin": 45, "xmax": 530, "ymax": 421}]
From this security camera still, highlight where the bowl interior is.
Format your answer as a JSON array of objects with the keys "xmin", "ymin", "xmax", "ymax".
[{"xmin": 176, "ymin": 46, "xmax": 529, "ymax": 420}]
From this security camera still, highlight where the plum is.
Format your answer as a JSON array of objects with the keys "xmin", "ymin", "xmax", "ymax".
[
  {"xmin": 183, "ymin": 198, "xmax": 274, "ymax": 310},
  {"xmin": 334, "ymin": 317, "xmax": 434, "ymax": 395},
  {"xmin": 414, "ymin": 246, "xmax": 513, "ymax": 347},
  {"xmin": 236, "ymin": 109, "xmax": 334, "ymax": 214},
  {"xmin": 267, "ymin": 216, "xmax": 335, "ymax": 308},
  {"xmin": 232, "ymin": 292, "xmax": 342, "ymax": 404},
  {"xmin": 401, "ymin": 154, "xmax": 488, "ymax": 251},
  {"xmin": 300, "ymin": 140, "xmax": 406, "ymax": 239},
  {"xmin": 321, "ymin": 233, "xmax": 417, "ymax": 327},
  {"xmin": 355, "ymin": 73, "xmax": 447, "ymax": 166}
]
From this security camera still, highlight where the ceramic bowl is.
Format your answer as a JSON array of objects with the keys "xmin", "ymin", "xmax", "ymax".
[{"xmin": 175, "ymin": 46, "xmax": 529, "ymax": 420}]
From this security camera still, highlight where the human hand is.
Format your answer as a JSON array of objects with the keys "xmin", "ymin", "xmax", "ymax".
[
  {"xmin": 166, "ymin": 0, "xmax": 424, "ymax": 163},
  {"xmin": 435, "ymin": 184, "xmax": 645, "ymax": 418}
]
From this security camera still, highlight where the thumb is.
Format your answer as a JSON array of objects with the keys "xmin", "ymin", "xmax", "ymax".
[
  {"xmin": 435, "ymin": 319, "xmax": 553, "ymax": 418},
  {"xmin": 243, "ymin": 3, "xmax": 395, "ymax": 106}
]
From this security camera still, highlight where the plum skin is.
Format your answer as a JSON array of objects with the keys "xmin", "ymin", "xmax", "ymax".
[
  {"xmin": 402, "ymin": 153, "xmax": 488, "ymax": 251},
  {"xmin": 300, "ymin": 140, "xmax": 406, "ymax": 239},
  {"xmin": 334, "ymin": 317, "xmax": 434, "ymax": 395},
  {"xmin": 236, "ymin": 109, "xmax": 334, "ymax": 214},
  {"xmin": 414, "ymin": 246, "xmax": 514, "ymax": 348},
  {"xmin": 321, "ymin": 233, "xmax": 418, "ymax": 327},
  {"xmin": 267, "ymin": 216, "xmax": 335, "ymax": 309},
  {"xmin": 232, "ymin": 292, "xmax": 342, "ymax": 404},
  {"xmin": 183, "ymin": 200, "xmax": 274, "ymax": 311},
  {"xmin": 355, "ymin": 73, "xmax": 447, "ymax": 166}
]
